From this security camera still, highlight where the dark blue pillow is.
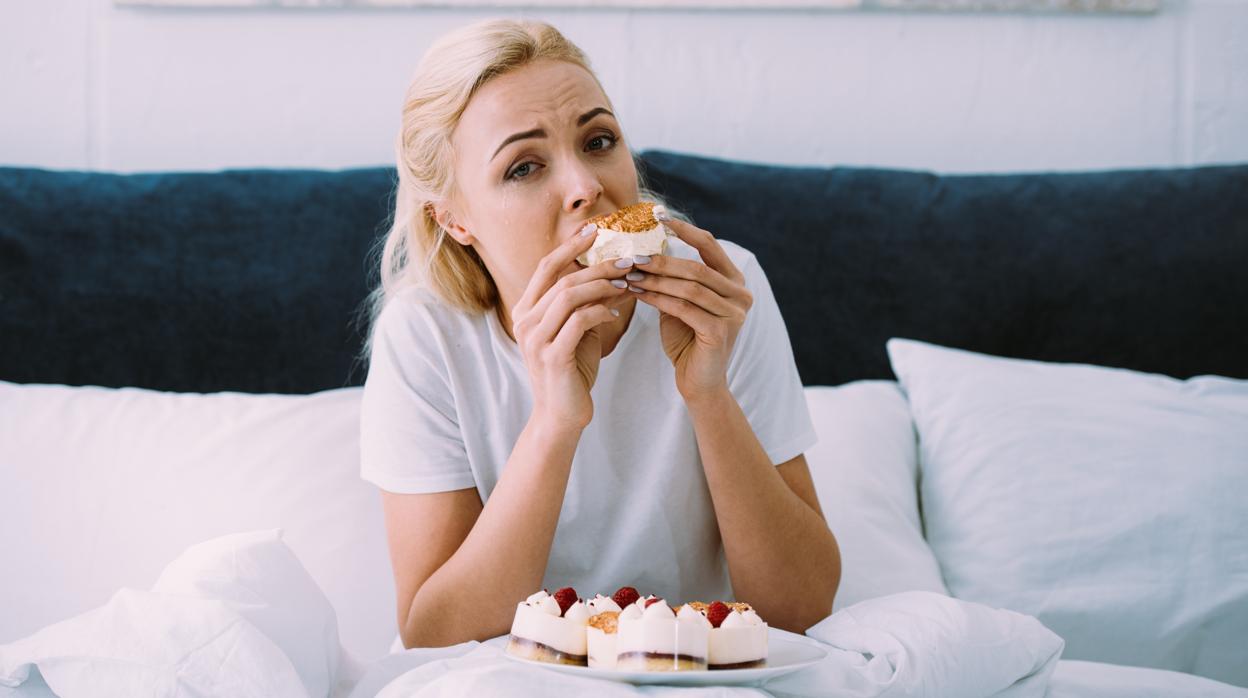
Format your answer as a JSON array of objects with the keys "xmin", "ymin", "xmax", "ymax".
[
  {"xmin": 1, "ymin": 152, "xmax": 1245, "ymax": 393},
  {"xmin": 638, "ymin": 150, "xmax": 1248, "ymax": 386},
  {"xmin": 0, "ymin": 166, "xmax": 394, "ymax": 392}
]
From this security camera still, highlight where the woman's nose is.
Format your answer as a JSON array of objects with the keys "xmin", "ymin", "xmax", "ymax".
[{"xmin": 562, "ymin": 160, "xmax": 603, "ymax": 213}]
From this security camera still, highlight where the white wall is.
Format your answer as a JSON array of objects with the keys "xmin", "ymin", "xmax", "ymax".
[{"xmin": 2, "ymin": 0, "xmax": 1245, "ymax": 174}]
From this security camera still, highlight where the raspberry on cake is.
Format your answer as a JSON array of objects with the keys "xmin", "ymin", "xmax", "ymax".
[
  {"xmin": 689, "ymin": 600, "xmax": 769, "ymax": 670},
  {"xmin": 615, "ymin": 598, "xmax": 710, "ymax": 672},
  {"xmin": 505, "ymin": 587, "xmax": 590, "ymax": 666},
  {"xmin": 611, "ymin": 586, "xmax": 641, "ymax": 610},
  {"xmin": 576, "ymin": 202, "xmax": 674, "ymax": 267}
]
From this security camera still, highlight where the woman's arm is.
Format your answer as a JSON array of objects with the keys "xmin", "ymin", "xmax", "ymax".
[
  {"xmin": 685, "ymin": 388, "xmax": 840, "ymax": 633},
  {"xmin": 381, "ymin": 414, "xmax": 583, "ymax": 649},
  {"xmin": 623, "ymin": 211, "xmax": 839, "ymax": 633}
]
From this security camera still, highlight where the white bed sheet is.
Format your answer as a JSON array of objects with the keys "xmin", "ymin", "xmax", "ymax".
[
  {"xmin": 330, "ymin": 646, "xmax": 1248, "ymax": 698},
  {"xmin": 5, "ymin": 658, "xmax": 1244, "ymax": 698},
  {"xmin": 1047, "ymin": 660, "xmax": 1248, "ymax": 698},
  {"xmin": 5, "ymin": 530, "xmax": 1245, "ymax": 698}
]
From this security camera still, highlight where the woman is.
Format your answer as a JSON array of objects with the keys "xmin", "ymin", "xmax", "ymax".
[{"xmin": 359, "ymin": 18, "xmax": 840, "ymax": 650}]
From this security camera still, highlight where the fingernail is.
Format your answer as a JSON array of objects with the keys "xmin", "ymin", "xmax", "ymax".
[
  {"xmin": 580, "ymin": 223, "xmax": 597, "ymax": 237},
  {"xmin": 628, "ymin": 286, "xmax": 644, "ymax": 293},
  {"xmin": 610, "ymin": 279, "xmax": 628, "ymax": 289},
  {"xmin": 625, "ymin": 271, "xmax": 644, "ymax": 282},
  {"xmin": 633, "ymin": 255, "xmax": 651, "ymax": 265},
  {"xmin": 653, "ymin": 206, "xmax": 672, "ymax": 222},
  {"xmin": 614, "ymin": 258, "xmax": 633, "ymax": 269},
  {"xmin": 610, "ymin": 308, "xmax": 620, "ymax": 317}
]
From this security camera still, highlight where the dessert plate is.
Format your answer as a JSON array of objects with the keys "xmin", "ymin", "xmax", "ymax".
[{"xmin": 500, "ymin": 627, "xmax": 828, "ymax": 686}]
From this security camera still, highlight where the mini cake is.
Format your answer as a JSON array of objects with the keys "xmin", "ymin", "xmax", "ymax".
[
  {"xmin": 615, "ymin": 597, "xmax": 710, "ymax": 672},
  {"xmin": 585, "ymin": 586, "xmax": 637, "ymax": 669},
  {"xmin": 506, "ymin": 587, "xmax": 590, "ymax": 666},
  {"xmin": 576, "ymin": 202, "xmax": 674, "ymax": 267},
  {"xmin": 685, "ymin": 601, "xmax": 769, "ymax": 670}
]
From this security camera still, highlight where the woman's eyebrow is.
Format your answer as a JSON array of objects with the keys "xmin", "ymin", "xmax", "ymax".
[
  {"xmin": 489, "ymin": 107, "xmax": 615, "ymax": 163},
  {"xmin": 490, "ymin": 128, "xmax": 545, "ymax": 162},
  {"xmin": 576, "ymin": 107, "xmax": 613, "ymax": 126}
]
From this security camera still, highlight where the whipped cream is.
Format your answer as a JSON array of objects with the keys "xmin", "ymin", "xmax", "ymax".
[
  {"xmin": 525, "ymin": 590, "xmax": 549, "ymax": 605},
  {"xmin": 537, "ymin": 595, "xmax": 561, "ymax": 616},
  {"xmin": 587, "ymin": 595, "xmax": 622, "ymax": 615}
]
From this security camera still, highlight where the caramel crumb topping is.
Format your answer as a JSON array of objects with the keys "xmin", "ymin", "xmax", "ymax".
[
  {"xmin": 729, "ymin": 602, "xmax": 753, "ymax": 613},
  {"xmin": 588, "ymin": 611, "xmax": 619, "ymax": 633},
  {"xmin": 682, "ymin": 601, "xmax": 709, "ymax": 614},
  {"xmin": 589, "ymin": 202, "xmax": 658, "ymax": 233}
]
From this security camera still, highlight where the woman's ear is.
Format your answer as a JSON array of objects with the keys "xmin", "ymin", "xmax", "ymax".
[{"xmin": 428, "ymin": 201, "xmax": 475, "ymax": 247}]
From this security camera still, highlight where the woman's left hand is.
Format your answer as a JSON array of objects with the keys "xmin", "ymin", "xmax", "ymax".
[{"xmin": 626, "ymin": 215, "xmax": 753, "ymax": 401}]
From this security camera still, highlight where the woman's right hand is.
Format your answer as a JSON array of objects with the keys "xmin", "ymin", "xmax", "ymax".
[{"xmin": 510, "ymin": 224, "xmax": 634, "ymax": 432}]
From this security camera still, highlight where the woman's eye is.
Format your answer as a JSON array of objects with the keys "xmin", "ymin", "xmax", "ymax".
[
  {"xmin": 587, "ymin": 134, "xmax": 617, "ymax": 152},
  {"xmin": 507, "ymin": 162, "xmax": 538, "ymax": 180}
]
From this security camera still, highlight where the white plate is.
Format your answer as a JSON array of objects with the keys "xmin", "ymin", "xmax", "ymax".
[{"xmin": 498, "ymin": 627, "xmax": 828, "ymax": 686}]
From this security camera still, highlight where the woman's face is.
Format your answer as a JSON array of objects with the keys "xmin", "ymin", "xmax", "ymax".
[{"xmin": 438, "ymin": 58, "xmax": 640, "ymax": 304}]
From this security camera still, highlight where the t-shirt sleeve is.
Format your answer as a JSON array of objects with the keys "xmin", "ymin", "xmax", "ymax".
[
  {"xmin": 726, "ymin": 254, "xmax": 819, "ymax": 466},
  {"xmin": 359, "ymin": 297, "xmax": 477, "ymax": 494}
]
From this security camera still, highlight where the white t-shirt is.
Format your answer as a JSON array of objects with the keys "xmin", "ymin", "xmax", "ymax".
[{"xmin": 359, "ymin": 237, "xmax": 817, "ymax": 604}]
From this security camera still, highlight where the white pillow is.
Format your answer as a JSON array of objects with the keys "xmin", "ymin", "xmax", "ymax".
[
  {"xmin": 800, "ymin": 591, "xmax": 1063, "ymax": 697},
  {"xmin": 0, "ymin": 382, "xmax": 395, "ymax": 662},
  {"xmin": 152, "ymin": 529, "xmax": 341, "ymax": 697},
  {"xmin": 887, "ymin": 338, "xmax": 1248, "ymax": 686},
  {"xmin": 0, "ymin": 530, "xmax": 340, "ymax": 697},
  {"xmin": 803, "ymin": 382, "xmax": 949, "ymax": 611}
]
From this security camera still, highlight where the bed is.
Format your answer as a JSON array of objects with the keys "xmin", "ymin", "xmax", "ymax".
[{"xmin": 2, "ymin": 152, "xmax": 1246, "ymax": 696}]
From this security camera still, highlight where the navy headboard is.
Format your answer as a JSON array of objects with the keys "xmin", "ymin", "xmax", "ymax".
[{"xmin": 1, "ymin": 151, "xmax": 1245, "ymax": 393}]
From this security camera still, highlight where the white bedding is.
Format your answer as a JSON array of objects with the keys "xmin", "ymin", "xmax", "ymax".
[
  {"xmin": 346, "ymin": 651, "xmax": 1248, "ymax": 698},
  {"xmin": 5, "ymin": 530, "xmax": 1245, "ymax": 698},
  {"xmin": 4, "ymin": 379, "xmax": 1245, "ymax": 697}
]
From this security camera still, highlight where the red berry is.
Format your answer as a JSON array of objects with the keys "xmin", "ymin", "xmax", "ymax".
[
  {"xmin": 646, "ymin": 597, "xmax": 662, "ymax": 608},
  {"xmin": 553, "ymin": 587, "xmax": 578, "ymax": 617},
  {"xmin": 707, "ymin": 601, "xmax": 731, "ymax": 628},
  {"xmin": 612, "ymin": 586, "xmax": 641, "ymax": 609}
]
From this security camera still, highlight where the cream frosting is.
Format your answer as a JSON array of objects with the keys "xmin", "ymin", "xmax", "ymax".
[
  {"xmin": 587, "ymin": 595, "xmax": 622, "ymax": 615},
  {"xmin": 576, "ymin": 222, "xmax": 673, "ymax": 267},
  {"xmin": 708, "ymin": 609, "xmax": 768, "ymax": 665},
  {"xmin": 617, "ymin": 599, "xmax": 709, "ymax": 662}
]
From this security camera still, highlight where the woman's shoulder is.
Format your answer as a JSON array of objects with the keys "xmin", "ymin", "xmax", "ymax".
[{"xmin": 372, "ymin": 284, "xmax": 489, "ymax": 354}]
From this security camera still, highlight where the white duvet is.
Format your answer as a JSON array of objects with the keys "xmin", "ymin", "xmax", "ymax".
[{"xmin": 2, "ymin": 531, "xmax": 1245, "ymax": 698}]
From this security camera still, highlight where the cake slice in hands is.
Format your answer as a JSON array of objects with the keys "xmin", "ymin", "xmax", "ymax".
[{"xmin": 576, "ymin": 202, "xmax": 674, "ymax": 267}]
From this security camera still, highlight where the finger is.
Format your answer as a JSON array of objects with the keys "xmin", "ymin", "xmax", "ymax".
[
  {"xmin": 630, "ymin": 255, "xmax": 739, "ymax": 301},
  {"xmin": 530, "ymin": 255, "xmax": 635, "ymax": 323},
  {"xmin": 515, "ymin": 223, "xmax": 602, "ymax": 315},
  {"xmin": 655, "ymin": 215, "xmax": 745, "ymax": 285},
  {"xmin": 532, "ymin": 279, "xmax": 629, "ymax": 347},
  {"xmin": 626, "ymin": 272, "xmax": 739, "ymax": 318},
  {"xmin": 633, "ymin": 289, "xmax": 720, "ymax": 338},
  {"xmin": 549, "ymin": 304, "xmax": 618, "ymax": 359}
]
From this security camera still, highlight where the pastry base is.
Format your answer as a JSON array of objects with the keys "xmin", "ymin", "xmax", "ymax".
[
  {"xmin": 616, "ymin": 651, "xmax": 708, "ymax": 671},
  {"xmin": 710, "ymin": 658, "xmax": 767, "ymax": 670},
  {"xmin": 505, "ymin": 634, "xmax": 588, "ymax": 666}
]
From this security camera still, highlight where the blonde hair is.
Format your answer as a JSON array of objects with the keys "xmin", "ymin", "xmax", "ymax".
[{"xmin": 353, "ymin": 18, "xmax": 680, "ymax": 372}]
